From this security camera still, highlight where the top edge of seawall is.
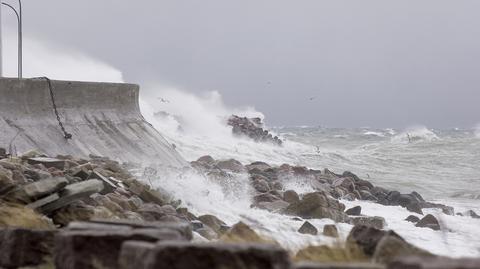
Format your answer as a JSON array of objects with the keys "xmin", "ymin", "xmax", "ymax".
[{"xmin": 0, "ymin": 77, "xmax": 139, "ymax": 88}]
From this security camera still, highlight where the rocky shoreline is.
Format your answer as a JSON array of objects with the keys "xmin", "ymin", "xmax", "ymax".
[{"xmin": 0, "ymin": 148, "xmax": 479, "ymax": 268}]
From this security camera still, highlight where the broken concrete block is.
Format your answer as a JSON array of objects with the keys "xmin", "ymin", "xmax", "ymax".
[
  {"xmin": 54, "ymin": 228, "xmax": 187, "ymax": 269},
  {"xmin": 91, "ymin": 170, "xmax": 117, "ymax": 194},
  {"xmin": 39, "ymin": 179, "xmax": 104, "ymax": 214},
  {"xmin": 22, "ymin": 177, "xmax": 68, "ymax": 199},
  {"xmin": 27, "ymin": 157, "xmax": 66, "ymax": 170},
  {"xmin": 0, "ymin": 228, "xmax": 56, "ymax": 268},
  {"xmin": 27, "ymin": 193, "xmax": 60, "ymax": 210}
]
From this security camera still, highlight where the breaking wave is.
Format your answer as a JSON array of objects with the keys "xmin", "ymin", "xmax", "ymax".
[{"xmin": 391, "ymin": 126, "xmax": 440, "ymax": 143}]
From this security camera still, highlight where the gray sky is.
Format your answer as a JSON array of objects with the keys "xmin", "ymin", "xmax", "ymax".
[{"xmin": 5, "ymin": 0, "xmax": 480, "ymax": 128}]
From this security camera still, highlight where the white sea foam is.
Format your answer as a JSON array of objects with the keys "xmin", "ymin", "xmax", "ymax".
[
  {"xmin": 391, "ymin": 125, "xmax": 439, "ymax": 143},
  {"xmin": 475, "ymin": 124, "xmax": 480, "ymax": 138},
  {"xmin": 363, "ymin": 131, "xmax": 385, "ymax": 137}
]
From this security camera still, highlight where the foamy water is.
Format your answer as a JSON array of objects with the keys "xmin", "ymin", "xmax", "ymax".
[{"xmin": 140, "ymin": 90, "xmax": 480, "ymax": 258}]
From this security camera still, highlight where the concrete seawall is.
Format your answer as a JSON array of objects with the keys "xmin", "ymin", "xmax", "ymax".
[{"xmin": 0, "ymin": 78, "xmax": 187, "ymax": 166}]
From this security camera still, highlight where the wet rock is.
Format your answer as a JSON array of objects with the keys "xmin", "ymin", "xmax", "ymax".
[
  {"xmin": 349, "ymin": 216, "xmax": 386, "ymax": 230},
  {"xmin": 198, "ymin": 215, "xmax": 227, "ymax": 235},
  {"xmin": 415, "ymin": 214, "xmax": 441, "ymax": 230},
  {"xmin": 345, "ymin": 206, "xmax": 362, "ymax": 216},
  {"xmin": 121, "ymin": 241, "xmax": 290, "ymax": 269},
  {"xmin": 254, "ymin": 200, "xmax": 289, "ymax": 213},
  {"xmin": 298, "ymin": 221, "xmax": 318, "ymax": 235},
  {"xmin": 373, "ymin": 233, "xmax": 432, "ymax": 264},
  {"xmin": 228, "ymin": 115, "xmax": 283, "ymax": 146},
  {"xmin": 221, "ymin": 222, "xmax": 275, "ymax": 244},
  {"xmin": 323, "ymin": 225, "xmax": 339, "ymax": 238},
  {"xmin": 138, "ymin": 203, "xmax": 181, "ymax": 222},
  {"xmin": 0, "ymin": 166, "xmax": 14, "ymax": 195},
  {"xmin": 253, "ymin": 192, "xmax": 281, "ymax": 203},
  {"xmin": 406, "ymin": 202, "xmax": 423, "ymax": 215},
  {"xmin": 196, "ymin": 226, "xmax": 219, "ymax": 240},
  {"xmin": 388, "ymin": 256, "xmax": 480, "ymax": 269},
  {"xmin": 197, "ymin": 155, "xmax": 216, "ymax": 165},
  {"xmin": 405, "ymin": 215, "xmax": 420, "ymax": 223},
  {"xmin": 39, "ymin": 179, "xmax": 104, "ymax": 214},
  {"xmin": 216, "ymin": 159, "xmax": 245, "ymax": 173},
  {"xmin": 359, "ymin": 190, "xmax": 377, "ymax": 201},
  {"xmin": 0, "ymin": 147, "xmax": 6, "ymax": 158},
  {"xmin": 252, "ymin": 178, "xmax": 270, "ymax": 193},
  {"xmin": 0, "ymin": 228, "xmax": 56, "ymax": 268},
  {"xmin": 283, "ymin": 192, "xmax": 348, "ymax": 222},
  {"xmin": 52, "ymin": 202, "xmax": 98, "ymax": 226},
  {"xmin": 55, "ymin": 228, "xmax": 186, "ymax": 269},
  {"xmin": 125, "ymin": 179, "xmax": 173, "ymax": 206},
  {"xmin": 332, "ymin": 178, "xmax": 356, "ymax": 192},
  {"xmin": 295, "ymin": 245, "xmax": 368, "ymax": 264},
  {"xmin": 246, "ymin": 161, "xmax": 271, "ymax": 171},
  {"xmin": 346, "ymin": 225, "xmax": 402, "ymax": 256},
  {"xmin": 284, "ymin": 190, "xmax": 300, "ymax": 204},
  {"xmin": 463, "ymin": 210, "xmax": 480, "ymax": 219}
]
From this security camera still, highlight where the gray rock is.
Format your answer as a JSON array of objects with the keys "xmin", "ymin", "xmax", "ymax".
[
  {"xmin": 284, "ymin": 190, "xmax": 300, "ymax": 204},
  {"xmin": 119, "ymin": 241, "xmax": 156, "ymax": 269},
  {"xmin": 405, "ymin": 215, "xmax": 420, "ymax": 223},
  {"xmin": 373, "ymin": 234, "xmax": 432, "ymax": 264},
  {"xmin": 198, "ymin": 215, "xmax": 227, "ymax": 234},
  {"xmin": 197, "ymin": 155, "xmax": 216, "ymax": 165},
  {"xmin": 39, "ymin": 179, "xmax": 104, "ymax": 214},
  {"xmin": 345, "ymin": 206, "xmax": 362, "ymax": 216},
  {"xmin": 388, "ymin": 256, "xmax": 480, "ymax": 269},
  {"xmin": 463, "ymin": 210, "xmax": 480, "ymax": 219},
  {"xmin": 216, "ymin": 159, "xmax": 245, "ymax": 173},
  {"xmin": 283, "ymin": 192, "xmax": 348, "ymax": 222},
  {"xmin": 349, "ymin": 216, "xmax": 386, "ymax": 230},
  {"xmin": 27, "ymin": 193, "xmax": 60, "ymax": 210},
  {"xmin": 415, "ymin": 214, "xmax": 441, "ymax": 230},
  {"xmin": 91, "ymin": 170, "xmax": 117, "ymax": 195},
  {"xmin": 252, "ymin": 178, "xmax": 270, "ymax": 193},
  {"xmin": 120, "ymin": 241, "xmax": 291, "ymax": 269},
  {"xmin": 253, "ymin": 193, "xmax": 281, "ymax": 203},
  {"xmin": 246, "ymin": 161, "xmax": 271, "ymax": 172},
  {"xmin": 196, "ymin": 226, "xmax": 219, "ymax": 240},
  {"xmin": 298, "ymin": 221, "xmax": 318, "ymax": 235},
  {"xmin": 346, "ymin": 225, "xmax": 402, "ymax": 256},
  {"xmin": 22, "ymin": 177, "xmax": 68, "ymax": 199},
  {"xmin": 54, "ymin": 228, "xmax": 187, "ymax": 269},
  {"xmin": 254, "ymin": 200, "xmax": 290, "ymax": 213},
  {"xmin": 0, "ymin": 228, "xmax": 56, "ymax": 268},
  {"xmin": 323, "ymin": 225, "xmax": 339, "ymax": 238}
]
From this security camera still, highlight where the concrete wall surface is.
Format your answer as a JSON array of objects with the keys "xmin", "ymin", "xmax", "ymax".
[{"xmin": 0, "ymin": 77, "xmax": 187, "ymax": 167}]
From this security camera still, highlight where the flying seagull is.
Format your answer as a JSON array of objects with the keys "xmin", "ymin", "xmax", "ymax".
[{"xmin": 309, "ymin": 97, "xmax": 315, "ymax": 101}]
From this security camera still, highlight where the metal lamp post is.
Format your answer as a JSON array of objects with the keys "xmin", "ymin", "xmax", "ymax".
[{"xmin": 1, "ymin": 0, "xmax": 22, "ymax": 78}]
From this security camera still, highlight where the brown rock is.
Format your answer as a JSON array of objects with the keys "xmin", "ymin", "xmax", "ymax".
[
  {"xmin": 323, "ymin": 225, "xmax": 339, "ymax": 238},
  {"xmin": 298, "ymin": 221, "xmax": 318, "ymax": 235},
  {"xmin": 284, "ymin": 190, "xmax": 300, "ymax": 204},
  {"xmin": 198, "ymin": 215, "xmax": 226, "ymax": 234}
]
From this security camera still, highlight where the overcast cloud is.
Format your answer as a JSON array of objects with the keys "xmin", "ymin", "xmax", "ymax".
[{"xmin": 4, "ymin": 0, "xmax": 480, "ymax": 128}]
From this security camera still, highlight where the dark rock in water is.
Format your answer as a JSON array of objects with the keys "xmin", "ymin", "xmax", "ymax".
[
  {"xmin": 346, "ymin": 225, "xmax": 402, "ymax": 256},
  {"xmin": 120, "ymin": 241, "xmax": 291, "ymax": 269},
  {"xmin": 463, "ymin": 210, "xmax": 480, "ymax": 219},
  {"xmin": 349, "ymin": 216, "xmax": 386, "ymax": 230},
  {"xmin": 406, "ymin": 202, "xmax": 423, "ymax": 215},
  {"xmin": 421, "ymin": 202, "xmax": 455, "ymax": 216},
  {"xmin": 373, "ymin": 234, "xmax": 432, "ymax": 264},
  {"xmin": 253, "ymin": 193, "xmax": 281, "ymax": 203},
  {"xmin": 216, "ymin": 159, "xmax": 246, "ymax": 173},
  {"xmin": 389, "ymin": 256, "xmax": 480, "ymax": 269},
  {"xmin": 415, "ymin": 214, "xmax": 441, "ymax": 230},
  {"xmin": 0, "ymin": 147, "xmax": 6, "ymax": 158},
  {"xmin": 0, "ymin": 228, "xmax": 56, "ymax": 268},
  {"xmin": 246, "ymin": 161, "xmax": 271, "ymax": 171},
  {"xmin": 284, "ymin": 190, "xmax": 300, "ymax": 204},
  {"xmin": 405, "ymin": 215, "xmax": 421, "ymax": 223},
  {"xmin": 322, "ymin": 225, "xmax": 339, "ymax": 238},
  {"xmin": 342, "ymin": 171, "xmax": 362, "ymax": 182},
  {"xmin": 198, "ymin": 215, "xmax": 227, "ymax": 235},
  {"xmin": 197, "ymin": 155, "xmax": 216, "ymax": 165},
  {"xmin": 252, "ymin": 178, "xmax": 270, "ymax": 193},
  {"xmin": 298, "ymin": 221, "xmax": 318, "ymax": 235},
  {"xmin": 345, "ymin": 206, "xmax": 362, "ymax": 216},
  {"xmin": 283, "ymin": 192, "xmax": 348, "ymax": 222},
  {"xmin": 55, "ymin": 227, "xmax": 186, "ymax": 269},
  {"xmin": 228, "ymin": 115, "xmax": 283, "ymax": 146}
]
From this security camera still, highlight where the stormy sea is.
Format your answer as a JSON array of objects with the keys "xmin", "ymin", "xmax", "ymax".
[{"xmin": 139, "ymin": 91, "xmax": 480, "ymax": 258}]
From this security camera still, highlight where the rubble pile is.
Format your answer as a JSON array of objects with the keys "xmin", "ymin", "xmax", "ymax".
[{"xmin": 227, "ymin": 115, "xmax": 283, "ymax": 146}]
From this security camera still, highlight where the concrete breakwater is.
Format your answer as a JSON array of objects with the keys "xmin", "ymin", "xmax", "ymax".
[{"xmin": 0, "ymin": 78, "xmax": 186, "ymax": 166}]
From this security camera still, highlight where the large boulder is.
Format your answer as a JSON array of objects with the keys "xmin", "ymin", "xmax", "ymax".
[
  {"xmin": 284, "ymin": 190, "xmax": 300, "ymax": 204},
  {"xmin": 220, "ymin": 222, "xmax": 275, "ymax": 244},
  {"xmin": 283, "ymin": 192, "xmax": 348, "ymax": 222},
  {"xmin": 322, "ymin": 225, "xmax": 339, "ymax": 238},
  {"xmin": 216, "ymin": 159, "xmax": 246, "ymax": 173},
  {"xmin": 120, "ymin": 241, "xmax": 291, "ymax": 269},
  {"xmin": 295, "ymin": 245, "xmax": 368, "ymax": 263},
  {"xmin": 346, "ymin": 225, "xmax": 401, "ymax": 256},
  {"xmin": 198, "ymin": 215, "xmax": 227, "ymax": 235},
  {"xmin": 415, "ymin": 214, "xmax": 441, "ymax": 230}
]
